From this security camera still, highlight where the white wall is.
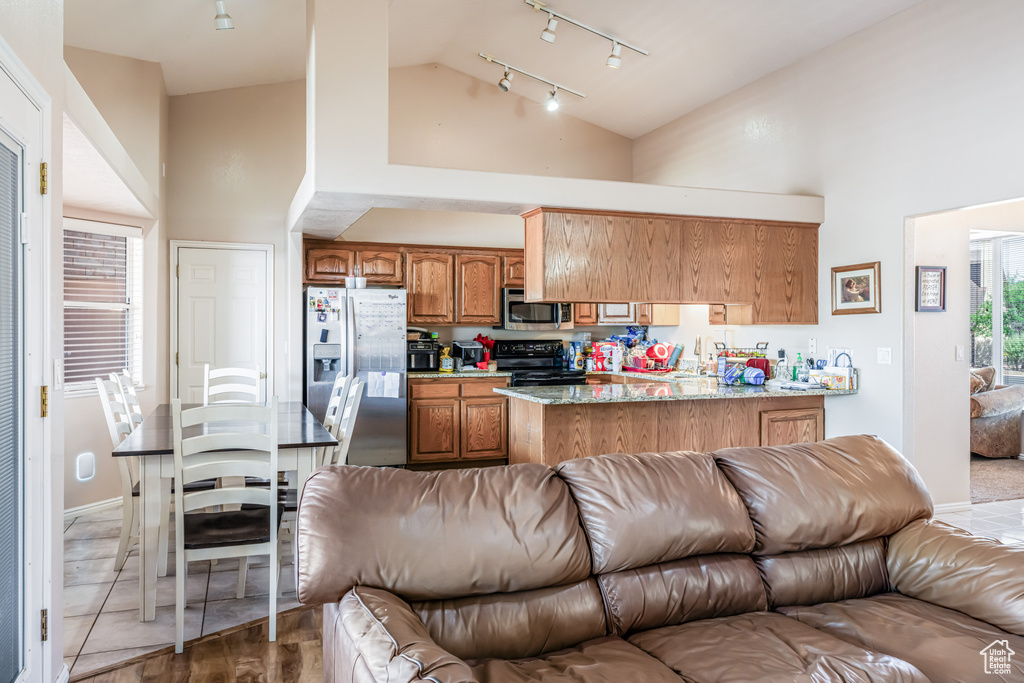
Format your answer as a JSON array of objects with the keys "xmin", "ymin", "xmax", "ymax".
[
  {"xmin": 632, "ymin": 0, "xmax": 1024, "ymax": 504},
  {"xmin": 389, "ymin": 63, "xmax": 633, "ymax": 182}
]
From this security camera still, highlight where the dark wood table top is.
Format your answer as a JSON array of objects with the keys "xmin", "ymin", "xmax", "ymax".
[{"xmin": 112, "ymin": 401, "xmax": 337, "ymax": 457}]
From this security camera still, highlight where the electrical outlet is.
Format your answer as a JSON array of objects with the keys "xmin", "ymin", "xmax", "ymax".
[
  {"xmin": 877, "ymin": 347, "xmax": 893, "ymax": 365},
  {"xmin": 808, "ymin": 338, "xmax": 817, "ymax": 354}
]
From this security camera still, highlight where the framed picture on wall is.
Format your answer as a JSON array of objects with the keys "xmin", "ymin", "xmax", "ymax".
[
  {"xmin": 916, "ymin": 265, "xmax": 947, "ymax": 312},
  {"xmin": 831, "ymin": 261, "xmax": 881, "ymax": 315}
]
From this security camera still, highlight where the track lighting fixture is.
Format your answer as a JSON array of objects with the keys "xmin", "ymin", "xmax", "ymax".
[
  {"xmin": 606, "ymin": 42, "xmax": 622, "ymax": 69},
  {"xmin": 479, "ymin": 54, "xmax": 585, "ymax": 110},
  {"xmin": 524, "ymin": 1, "xmax": 648, "ymax": 66},
  {"xmin": 540, "ymin": 14, "xmax": 558, "ymax": 43},
  {"xmin": 545, "ymin": 89, "xmax": 560, "ymax": 112},
  {"xmin": 214, "ymin": 0, "xmax": 234, "ymax": 30}
]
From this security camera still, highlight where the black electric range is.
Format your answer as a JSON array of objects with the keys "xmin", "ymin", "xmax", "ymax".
[{"xmin": 492, "ymin": 340, "xmax": 587, "ymax": 387}]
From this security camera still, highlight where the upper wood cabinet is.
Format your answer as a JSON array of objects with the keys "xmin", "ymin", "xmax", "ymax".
[
  {"xmin": 637, "ymin": 304, "xmax": 681, "ymax": 326},
  {"xmin": 305, "ymin": 246, "xmax": 355, "ymax": 283},
  {"xmin": 407, "ymin": 252, "xmax": 455, "ymax": 324},
  {"xmin": 503, "ymin": 256, "xmax": 525, "ymax": 287},
  {"xmin": 598, "ymin": 303, "xmax": 636, "ymax": 325},
  {"xmin": 523, "ymin": 208, "xmax": 819, "ymax": 325},
  {"xmin": 574, "ymin": 303, "xmax": 599, "ymax": 325},
  {"xmin": 456, "ymin": 254, "xmax": 501, "ymax": 324},
  {"xmin": 357, "ymin": 250, "xmax": 404, "ymax": 285}
]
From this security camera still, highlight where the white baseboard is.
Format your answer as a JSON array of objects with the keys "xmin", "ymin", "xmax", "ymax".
[
  {"xmin": 54, "ymin": 662, "xmax": 70, "ymax": 683},
  {"xmin": 64, "ymin": 496, "xmax": 121, "ymax": 523},
  {"xmin": 934, "ymin": 501, "xmax": 973, "ymax": 514}
]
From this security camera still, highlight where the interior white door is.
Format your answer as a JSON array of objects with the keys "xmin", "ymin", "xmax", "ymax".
[
  {"xmin": 0, "ymin": 64, "xmax": 43, "ymax": 683},
  {"xmin": 176, "ymin": 247, "xmax": 269, "ymax": 403}
]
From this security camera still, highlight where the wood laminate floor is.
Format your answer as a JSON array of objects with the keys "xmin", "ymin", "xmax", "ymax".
[{"xmin": 71, "ymin": 606, "xmax": 322, "ymax": 683}]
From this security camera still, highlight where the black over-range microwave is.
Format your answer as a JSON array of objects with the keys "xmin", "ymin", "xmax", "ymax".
[{"xmin": 500, "ymin": 288, "xmax": 574, "ymax": 331}]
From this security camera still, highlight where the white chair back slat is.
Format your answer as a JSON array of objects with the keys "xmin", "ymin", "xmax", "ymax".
[
  {"xmin": 182, "ymin": 486, "xmax": 273, "ymax": 514},
  {"xmin": 203, "ymin": 364, "xmax": 262, "ymax": 405},
  {"xmin": 182, "ymin": 433, "xmax": 273, "ymax": 457},
  {"xmin": 112, "ymin": 371, "xmax": 144, "ymax": 429},
  {"xmin": 323, "ymin": 374, "xmax": 353, "ymax": 426},
  {"xmin": 180, "ymin": 401, "xmax": 271, "ymax": 427},
  {"xmin": 181, "ymin": 459, "xmax": 274, "ymax": 486},
  {"xmin": 327, "ymin": 380, "xmax": 364, "ymax": 467}
]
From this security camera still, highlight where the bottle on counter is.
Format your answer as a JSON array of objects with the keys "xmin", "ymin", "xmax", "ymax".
[
  {"xmin": 439, "ymin": 347, "xmax": 454, "ymax": 373},
  {"xmin": 793, "ymin": 353, "xmax": 803, "ymax": 381}
]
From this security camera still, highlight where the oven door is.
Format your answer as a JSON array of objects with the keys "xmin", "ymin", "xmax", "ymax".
[{"xmin": 502, "ymin": 289, "xmax": 574, "ymax": 331}]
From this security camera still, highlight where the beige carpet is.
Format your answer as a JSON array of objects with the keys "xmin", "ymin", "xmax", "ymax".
[{"xmin": 971, "ymin": 454, "xmax": 1024, "ymax": 504}]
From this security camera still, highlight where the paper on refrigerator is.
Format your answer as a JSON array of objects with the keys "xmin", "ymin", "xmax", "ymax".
[{"xmin": 368, "ymin": 371, "xmax": 401, "ymax": 398}]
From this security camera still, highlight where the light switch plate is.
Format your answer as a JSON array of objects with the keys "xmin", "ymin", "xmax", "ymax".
[
  {"xmin": 955, "ymin": 344, "xmax": 965, "ymax": 361},
  {"xmin": 808, "ymin": 338, "xmax": 817, "ymax": 354},
  {"xmin": 877, "ymin": 347, "xmax": 892, "ymax": 365}
]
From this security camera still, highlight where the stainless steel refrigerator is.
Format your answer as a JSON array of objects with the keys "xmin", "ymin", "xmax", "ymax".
[{"xmin": 304, "ymin": 287, "xmax": 407, "ymax": 467}]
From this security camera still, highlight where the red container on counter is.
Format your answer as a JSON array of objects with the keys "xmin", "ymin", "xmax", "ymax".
[
  {"xmin": 592, "ymin": 342, "xmax": 617, "ymax": 371},
  {"xmin": 746, "ymin": 358, "xmax": 770, "ymax": 375}
]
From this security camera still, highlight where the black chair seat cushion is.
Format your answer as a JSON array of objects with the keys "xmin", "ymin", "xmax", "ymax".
[
  {"xmin": 182, "ymin": 507, "xmax": 280, "ymax": 550},
  {"xmin": 131, "ymin": 479, "xmax": 217, "ymax": 498}
]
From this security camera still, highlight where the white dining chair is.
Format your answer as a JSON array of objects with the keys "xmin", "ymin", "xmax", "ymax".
[
  {"xmin": 203, "ymin": 364, "xmax": 262, "ymax": 405},
  {"xmin": 324, "ymin": 379, "xmax": 364, "ymax": 467},
  {"xmin": 171, "ymin": 397, "xmax": 280, "ymax": 653},
  {"xmin": 98, "ymin": 377, "xmax": 139, "ymax": 571}
]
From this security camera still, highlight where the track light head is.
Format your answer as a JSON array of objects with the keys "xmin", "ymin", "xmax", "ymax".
[
  {"xmin": 546, "ymin": 89, "xmax": 560, "ymax": 111},
  {"xmin": 606, "ymin": 42, "xmax": 622, "ymax": 68},
  {"xmin": 498, "ymin": 71, "xmax": 513, "ymax": 92},
  {"xmin": 540, "ymin": 15, "xmax": 558, "ymax": 43},
  {"xmin": 214, "ymin": 0, "xmax": 234, "ymax": 30}
]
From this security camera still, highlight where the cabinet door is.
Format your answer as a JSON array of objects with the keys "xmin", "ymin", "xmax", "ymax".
[
  {"xmin": 407, "ymin": 253, "xmax": 455, "ymax": 324},
  {"xmin": 759, "ymin": 408, "xmax": 824, "ymax": 447},
  {"xmin": 409, "ymin": 398, "xmax": 460, "ymax": 461},
  {"xmin": 751, "ymin": 225, "xmax": 818, "ymax": 324},
  {"xmin": 709, "ymin": 304, "xmax": 753, "ymax": 326},
  {"xmin": 306, "ymin": 246, "xmax": 355, "ymax": 283},
  {"xmin": 636, "ymin": 304, "xmax": 653, "ymax": 325},
  {"xmin": 598, "ymin": 303, "xmax": 636, "ymax": 325},
  {"xmin": 461, "ymin": 397, "xmax": 508, "ymax": 459},
  {"xmin": 456, "ymin": 254, "xmax": 501, "ymax": 324},
  {"xmin": 680, "ymin": 220, "xmax": 754, "ymax": 304},
  {"xmin": 574, "ymin": 303, "xmax": 599, "ymax": 325},
  {"xmin": 357, "ymin": 250, "xmax": 404, "ymax": 285},
  {"xmin": 503, "ymin": 255, "xmax": 525, "ymax": 287}
]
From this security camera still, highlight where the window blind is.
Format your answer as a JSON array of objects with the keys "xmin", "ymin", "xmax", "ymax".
[{"xmin": 63, "ymin": 223, "xmax": 143, "ymax": 392}]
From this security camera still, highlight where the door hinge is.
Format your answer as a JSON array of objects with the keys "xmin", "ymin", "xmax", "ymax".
[
  {"xmin": 40, "ymin": 385, "xmax": 48, "ymax": 418},
  {"xmin": 175, "ymin": 352, "xmax": 179, "ymax": 366},
  {"xmin": 39, "ymin": 162, "xmax": 47, "ymax": 195},
  {"xmin": 40, "ymin": 609, "xmax": 48, "ymax": 641}
]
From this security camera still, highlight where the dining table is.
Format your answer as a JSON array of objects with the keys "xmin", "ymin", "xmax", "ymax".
[{"xmin": 112, "ymin": 400, "xmax": 337, "ymax": 622}]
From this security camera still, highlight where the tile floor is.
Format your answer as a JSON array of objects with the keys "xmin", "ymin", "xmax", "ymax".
[
  {"xmin": 63, "ymin": 505, "xmax": 300, "ymax": 679},
  {"xmin": 933, "ymin": 497, "xmax": 1024, "ymax": 544}
]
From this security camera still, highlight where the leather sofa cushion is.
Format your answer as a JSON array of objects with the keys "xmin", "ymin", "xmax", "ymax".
[
  {"xmin": 598, "ymin": 553, "xmax": 767, "ymax": 636},
  {"xmin": 469, "ymin": 635, "xmax": 681, "ymax": 683},
  {"xmin": 629, "ymin": 611, "xmax": 927, "ymax": 682},
  {"xmin": 757, "ymin": 538, "xmax": 889, "ymax": 608},
  {"xmin": 888, "ymin": 519, "xmax": 1024, "ymax": 635},
  {"xmin": 556, "ymin": 451, "xmax": 755, "ymax": 573},
  {"xmin": 713, "ymin": 435, "xmax": 932, "ymax": 555},
  {"xmin": 296, "ymin": 464, "xmax": 592, "ymax": 605},
  {"xmin": 411, "ymin": 579, "xmax": 607, "ymax": 661},
  {"xmin": 781, "ymin": 593, "xmax": 1024, "ymax": 682},
  {"xmin": 337, "ymin": 587, "xmax": 476, "ymax": 683}
]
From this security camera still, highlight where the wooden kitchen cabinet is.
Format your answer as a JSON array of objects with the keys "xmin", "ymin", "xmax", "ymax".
[
  {"xmin": 709, "ymin": 303, "xmax": 754, "ymax": 326},
  {"xmin": 574, "ymin": 303, "xmax": 599, "ymax": 325},
  {"xmin": 759, "ymin": 407, "xmax": 824, "ymax": 447},
  {"xmin": 407, "ymin": 252, "xmax": 455, "ymax": 324},
  {"xmin": 680, "ymin": 221, "xmax": 754, "ymax": 304},
  {"xmin": 357, "ymin": 249, "xmax": 404, "ymax": 285},
  {"xmin": 305, "ymin": 245, "xmax": 355, "ymax": 283},
  {"xmin": 503, "ymin": 256, "xmax": 525, "ymax": 287},
  {"xmin": 462, "ymin": 397, "xmax": 508, "ymax": 459},
  {"xmin": 456, "ymin": 254, "xmax": 501, "ymax": 324},
  {"xmin": 750, "ymin": 224, "xmax": 818, "ymax": 324},
  {"xmin": 408, "ymin": 377, "xmax": 510, "ymax": 465},
  {"xmin": 409, "ymin": 399, "xmax": 461, "ymax": 462},
  {"xmin": 598, "ymin": 303, "xmax": 636, "ymax": 325},
  {"xmin": 637, "ymin": 304, "xmax": 680, "ymax": 326}
]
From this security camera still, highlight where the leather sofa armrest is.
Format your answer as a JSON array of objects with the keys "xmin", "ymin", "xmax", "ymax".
[
  {"xmin": 887, "ymin": 519, "xmax": 1024, "ymax": 635},
  {"xmin": 971, "ymin": 385, "xmax": 1024, "ymax": 418},
  {"xmin": 336, "ymin": 586, "xmax": 475, "ymax": 683}
]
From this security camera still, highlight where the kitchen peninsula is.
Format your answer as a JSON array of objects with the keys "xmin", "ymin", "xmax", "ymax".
[{"xmin": 495, "ymin": 378, "xmax": 856, "ymax": 466}]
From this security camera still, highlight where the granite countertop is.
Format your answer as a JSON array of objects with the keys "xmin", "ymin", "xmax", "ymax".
[
  {"xmin": 588, "ymin": 370, "xmax": 703, "ymax": 380},
  {"xmin": 494, "ymin": 377, "xmax": 857, "ymax": 405},
  {"xmin": 407, "ymin": 370, "xmax": 512, "ymax": 379}
]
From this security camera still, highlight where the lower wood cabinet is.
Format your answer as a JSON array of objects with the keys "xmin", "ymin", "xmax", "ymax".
[
  {"xmin": 759, "ymin": 407, "xmax": 824, "ymax": 447},
  {"xmin": 409, "ymin": 377, "xmax": 510, "ymax": 464}
]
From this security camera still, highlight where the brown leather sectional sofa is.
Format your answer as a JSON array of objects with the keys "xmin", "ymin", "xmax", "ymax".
[{"xmin": 296, "ymin": 435, "xmax": 1024, "ymax": 682}]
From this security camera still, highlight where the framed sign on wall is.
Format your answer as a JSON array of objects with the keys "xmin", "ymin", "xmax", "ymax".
[{"xmin": 916, "ymin": 265, "xmax": 946, "ymax": 312}]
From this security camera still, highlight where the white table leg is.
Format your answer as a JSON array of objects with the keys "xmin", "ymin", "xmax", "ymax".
[
  {"xmin": 294, "ymin": 447, "xmax": 314, "ymax": 499},
  {"xmin": 138, "ymin": 456, "xmax": 162, "ymax": 621},
  {"xmin": 157, "ymin": 476, "xmax": 171, "ymax": 577}
]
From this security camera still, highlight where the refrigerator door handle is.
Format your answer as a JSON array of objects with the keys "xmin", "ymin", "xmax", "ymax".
[{"xmin": 346, "ymin": 294, "xmax": 356, "ymax": 378}]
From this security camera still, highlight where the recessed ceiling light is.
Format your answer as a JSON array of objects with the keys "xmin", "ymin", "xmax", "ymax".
[{"xmin": 214, "ymin": 0, "xmax": 234, "ymax": 30}]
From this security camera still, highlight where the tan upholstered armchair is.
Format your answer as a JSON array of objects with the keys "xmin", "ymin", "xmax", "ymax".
[{"xmin": 971, "ymin": 366, "xmax": 1024, "ymax": 458}]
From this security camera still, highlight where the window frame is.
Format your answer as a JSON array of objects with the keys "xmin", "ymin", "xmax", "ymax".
[{"xmin": 62, "ymin": 218, "xmax": 144, "ymax": 397}]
